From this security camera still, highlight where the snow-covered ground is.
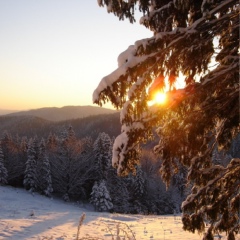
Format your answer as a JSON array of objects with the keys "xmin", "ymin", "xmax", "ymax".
[{"xmin": 0, "ymin": 185, "xmax": 238, "ymax": 240}]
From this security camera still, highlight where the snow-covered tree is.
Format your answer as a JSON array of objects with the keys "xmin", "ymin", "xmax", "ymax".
[
  {"xmin": 46, "ymin": 132, "xmax": 58, "ymax": 152},
  {"xmin": 90, "ymin": 181, "xmax": 99, "ymax": 210},
  {"xmin": 93, "ymin": 132, "xmax": 112, "ymax": 180},
  {"xmin": 50, "ymin": 126, "xmax": 91, "ymax": 200},
  {"xmin": 0, "ymin": 145, "xmax": 8, "ymax": 185},
  {"xmin": 1, "ymin": 132, "xmax": 20, "ymax": 184},
  {"xmin": 90, "ymin": 180, "xmax": 113, "ymax": 212},
  {"xmin": 12, "ymin": 136, "xmax": 28, "ymax": 186},
  {"xmin": 107, "ymin": 167, "xmax": 130, "ymax": 213},
  {"xmin": 37, "ymin": 138, "xmax": 53, "ymax": 196},
  {"xmin": 94, "ymin": 1, "xmax": 239, "ymax": 239},
  {"xmin": 129, "ymin": 165, "xmax": 148, "ymax": 214},
  {"xmin": 133, "ymin": 165, "xmax": 146, "ymax": 198},
  {"xmin": 23, "ymin": 137, "xmax": 38, "ymax": 192},
  {"xmin": 19, "ymin": 137, "xmax": 28, "ymax": 158},
  {"xmin": 65, "ymin": 136, "xmax": 96, "ymax": 200}
]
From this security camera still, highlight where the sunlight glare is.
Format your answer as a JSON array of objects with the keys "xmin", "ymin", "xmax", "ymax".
[{"xmin": 154, "ymin": 92, "xmax": 167, "ymax": 104}]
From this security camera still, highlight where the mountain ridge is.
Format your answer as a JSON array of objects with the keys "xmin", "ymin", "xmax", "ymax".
[
  {"xmin": 4, "ymin": 105, "xmax": 117, "ymax": 122},
  {"xmin": 0, "ymin": 109, "xmax": 18, "ymax": 115},
  {"xmin": 0, "ymin": 112, "xmax": 121, "ymax": 140}
]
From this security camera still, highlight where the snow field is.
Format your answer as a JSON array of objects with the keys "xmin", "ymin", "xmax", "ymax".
[{"xmin": 0, "ymin": 186, "xmax": 239, "ymax": 240}]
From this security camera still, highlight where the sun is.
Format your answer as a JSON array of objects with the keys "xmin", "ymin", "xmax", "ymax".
[{"xmin": 154, "ymin": 92, "xmax": 167, "ymax": 104}]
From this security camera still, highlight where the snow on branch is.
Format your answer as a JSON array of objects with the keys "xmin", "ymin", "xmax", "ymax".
[{"xmin": 93, "ymin": 0, "xmax": 239, "ymax": 186}]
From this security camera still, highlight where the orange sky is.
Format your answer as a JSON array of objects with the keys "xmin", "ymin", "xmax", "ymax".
[{"xmin": 0, "ymin": 1, "xmax": 151, "ymax": 111}]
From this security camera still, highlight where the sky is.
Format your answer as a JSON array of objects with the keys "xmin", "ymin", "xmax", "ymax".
[{"xmin": 0, "ymin": 0, "xmax": 152, "ymax": 111}]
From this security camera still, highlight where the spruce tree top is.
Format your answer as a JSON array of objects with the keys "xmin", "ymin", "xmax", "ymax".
[
  {"xmin": 94, "ymin": 0, "xmax": 239, "ymax": 176},
  {"xmin": 94, "ymin": 1, "xmax": 239, "ymax": 239}
]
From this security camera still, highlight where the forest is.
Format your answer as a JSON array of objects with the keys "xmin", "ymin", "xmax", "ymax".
[{"xmin": 0, "ymin": 113, "xmax": 239, "ymax": 215}]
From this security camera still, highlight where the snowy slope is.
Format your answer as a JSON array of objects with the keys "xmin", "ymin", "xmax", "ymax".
[{"xmin": 0, "ymin": 185, "xmax": 237, "ymax": 240}]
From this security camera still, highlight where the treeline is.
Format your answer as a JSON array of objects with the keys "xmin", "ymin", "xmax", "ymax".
[
  {"xmin": 0, "ymin": 125, "xmax": 187, "ymax": 214},
  {"xmin": 0, "ymin": 113, "xmax": 121, "ymax": 140},
  {"xmin": 0, "ymin": 123, "xmax": 237, "ymax": 214}
]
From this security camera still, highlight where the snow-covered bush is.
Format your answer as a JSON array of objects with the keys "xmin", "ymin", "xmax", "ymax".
[{"xmin": 90, "ymin": 180, "xmax": 113, "ymax": 212}]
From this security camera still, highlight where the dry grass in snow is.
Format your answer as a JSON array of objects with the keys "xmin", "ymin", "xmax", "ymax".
[{"xmin": 0, "ymin": 185, "xmax": 239, "ymax": 240}]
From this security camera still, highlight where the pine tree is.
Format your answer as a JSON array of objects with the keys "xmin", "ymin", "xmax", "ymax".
[
  {"xmin": 37, "ymin": 138, "xmax": 53, "ymax": 196},
  {"xmin": 23, "ymin": 137, "xmax": 38, "ymax": 192},
  {"xmin": 90, "ymin": 180, "xmax": 113, "ymax": 212},
  {"xmin": 0, "ymin": 145, "xmax": 8, "ymax": 185},
  {"xmin": 19, "ymin": 137, "xmax": 28, "ymax": 159},
  {"xmin": 107, "ymin": 167, "xmax": 130, "ymax": 213},
  {"xmin": 93, "ymin": 132, "xmax": 112, "ymax": 180},
  {"xmin": 94, "ymin": 1, "xmax": 239, "ymax": 239},
  {"xmin": 131, "ymin": 165, "xmax": 148, "ymax": 214},
  {"xmin": 90, "ymin": 181, "xmax": 99, "ymax": 211},
  {"xmin": 50, "ymin": 125, "xmax": 86, "ymax": 200},
  {"xmin": 46, "ymin": 132, "xmax": 58, "ymax": 152},
  {"xmin": 133, "ymin": 165, "xmax": 146, "ymax": 198},
  {"xmin": 68, "ymin": 136, "xmax": 96, "ymax": 200},
  {"xmin": 0, "ymin": 131, "xmax": 23, "ymax": 185}
]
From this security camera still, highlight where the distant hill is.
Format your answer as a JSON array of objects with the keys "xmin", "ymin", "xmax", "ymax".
[
  {"xmin": 0, "ymin": 115, "xmax": 51, "ymax": 138},
  {"xmin": 0, "ymin": 109, "xmax": 17, "ymax": 115},
  {"xmin": 5, "ymin": 105, "xmax": 117, "ymax": 122},
  {"xmin": 0, "ymin": 113, "xmax": 121, "ymax": 140}
]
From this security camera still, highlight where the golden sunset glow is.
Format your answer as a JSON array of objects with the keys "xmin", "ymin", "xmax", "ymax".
[
  {"xmin": 0, "ymin": 1, "xmax": 151, "ymax": 111},
  {"xmin": 154, "ymin": 92, "xmax": 167, "ymax": 104}
]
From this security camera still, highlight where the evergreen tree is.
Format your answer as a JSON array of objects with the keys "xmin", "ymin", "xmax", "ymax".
[
  {"xmin": 1, "ymin": 132, "xmax": 14, "ymax": 177},
  {"xmin": 23, "ymin": 137, "xmax": 38, "ymax": 192},
  {"xmin": 37, "ymin": 138, "xmax": 53, "ymax": 196},
  {"xmin": 46, "ymin": 132, "xmax": 58, "ymax": 152},
  {"xmin": 94, "ymin": 1, "xmax": 239, "ymax": 239},
  {"xmin": 13, "ymin": 136, "xmax": 28, "ymax": 186},
  {"xmin": 20, "ymin": 137, "xmax": 28, "ymax": 158},
  {"xmin": 107, "ymin": 167, "xmax": 130, "ymax": 213},
  {"xmin": 1, "ymin": 132, "xmax": 26, "ymax": 186},
  {"xmin": 93, "ymin": 132, "xmax": 112, "ymax": 180},
  {"xmin": 90, "ymin": 180, "xmax": 113, "ymax": 212},
  {"xmin": 169, "ymin": 168, "xmax": 187, "ymax": 214},
  {"xmin": 90, "ymin": 181, "xmax": 99, "ymax": 211},
  {"xmin": 50, "ymin": 125, "xmax": 84, "ymax": 200},
  {"xmin": 0, "ymin": 145, "xmax": 8, "ymax": 185},
  {"xmin": 130, "ymin": 165, "xmax": 148, "ymax": 214},
  {"xmin": 133, "ymin": 165, "xmax": 146, "ymax": 198},
  {"xmin": 67, "ymin": 137, "xmax": 96, "ymax": 200}
]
